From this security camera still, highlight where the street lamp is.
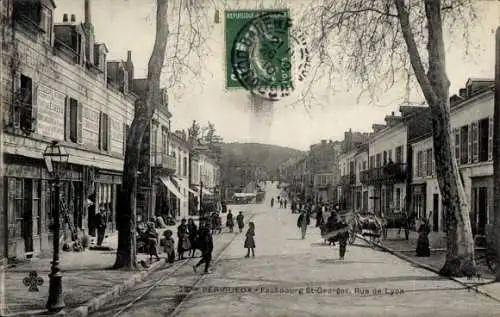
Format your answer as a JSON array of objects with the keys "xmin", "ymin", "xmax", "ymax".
[{"xmin": 43, "ymin": 140, "xmax": 68, "ymax": 312}]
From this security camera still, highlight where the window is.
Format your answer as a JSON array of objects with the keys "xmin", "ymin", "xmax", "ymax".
[
  {"xmin": 478, "ymin": 118, "xmax": 489, "ymax": 162},
  {"xmin": 40, "ymin": 5, "xmax": 52, "ymax": 43},
  {"xmin": 395, "ymin": 188, "xmax": 401, "ymax": 209},
  {"xmin": 363, "ymin": 161, "xmax": 367, "ymax": 170},
  {"xmin": 395, "ymin": 146, "xmax": 403, "ymax": 163},
  {"xmin": 183, "ymin": 157, "xmax": 188, "ymax": 177},
  {"xmin": 460, "ymin": 125, "xmax": 469, "ymax": 164},
  {"xmin": 356, "ymin": 191, "xmax": 362, "ymax": 210},
  {"xmin": 17, "ymin": 74, "xmax": 36, "ymax": 132},
  {"xmin": 383, "ymin": 151, "xmax": 387, "ymax": 165},
  {"xmin": 162, "ymin": 131, "xmax": 167, "ymax": 154},
  {"xmin": 99, "ymin": 112, "xmax": 110, "ymax": 151},
  {"xmin": 14, "ymin": 179, "xmax": 24, "ymax": 238},
  {"xmin": 369, "ymin": 156, "xmax": 375, "ymax": 169},
  {"xmin": 151, "ymin": 125, "xmax": 158, "ymax": 155},
  {"xmin": 63, "ymin": 97, "xmax": 80, "ymax": 143},
  {"xmin": 416, "ymin": 151, "xmax": 424, "ymax": 177},
  {"xmin": 32, "ymin": 180, "xmax": 41, "ymax": 235},
  {"xmin": 426, "ymin": 149, "xmax": 433, "ymax": 176},
  {"xmin": 454, "ymin": 128, "xmax": 460, "ymax": 162},
  {"xmin": 376, "ymin": 153, "xmax": 381, "ymax": 167}
]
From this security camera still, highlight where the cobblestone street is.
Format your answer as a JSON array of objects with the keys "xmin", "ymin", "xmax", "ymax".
[{"xmin": 90, "ymin": 184, "xmax": 500, "ymax": 317}]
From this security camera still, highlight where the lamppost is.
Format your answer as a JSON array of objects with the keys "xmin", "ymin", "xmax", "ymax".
[{"xmin": 43, "ymin": 140, "xmax": 69, "ymax": 312}]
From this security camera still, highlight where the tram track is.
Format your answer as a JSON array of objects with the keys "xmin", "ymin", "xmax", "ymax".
[{"xmin": 106, "ymin": 212, "xmax": 258, "ymax": 317}]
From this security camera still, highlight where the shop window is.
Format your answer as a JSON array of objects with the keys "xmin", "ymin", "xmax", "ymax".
[
  {"xmin": 32, "ymin": 180, "xmax": 41, "ymax": 235},
  {"xmin": 14, "ymin": 179, "xmax": 24, "ymax": 238}
]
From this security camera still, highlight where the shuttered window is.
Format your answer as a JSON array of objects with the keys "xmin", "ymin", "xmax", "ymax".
[
  {"xmin": 99, "ymin": 112, "xmax": 110, "ymax": 151},
  {"xmin": 488, "ymin": 116, "xmax": 493, "ymax": 161},
  {"xmin": 472, "ymin": 121, "xmax": 478, "ymax": 163},
  {"xmin": 454, "ymin": 128, "xmax": 460, "ymax": 163},
  {"xmin": 460, "ymin": 126, "xmax": 469, "ymax": 165}
]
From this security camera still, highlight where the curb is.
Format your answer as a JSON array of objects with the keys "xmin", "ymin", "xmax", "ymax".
[
  {"xmin": 66, "ymin": 258, "xmax": 165, "ymax": 317},
  {"xmin": 355, "ymin": 234, "xmax": 500, "ymax": 303}
]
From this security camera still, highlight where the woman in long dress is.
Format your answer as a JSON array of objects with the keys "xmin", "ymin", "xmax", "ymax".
[{"xmin": 244, "ymin": 222, "xmax": 256, "ymax": 258}]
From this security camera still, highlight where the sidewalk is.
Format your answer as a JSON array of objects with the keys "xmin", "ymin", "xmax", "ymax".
[
  {"xmin": 1, "ymin": 224, "xmax": 176, "ymax": 317},
  {"xmin": 363, "ymin": 229, "xmax": 500, "ymax": 302}
]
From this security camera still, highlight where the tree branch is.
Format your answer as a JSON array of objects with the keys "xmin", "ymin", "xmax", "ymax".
[{"xmin": 394, "ymin": 0, "xmax": 438, "ymax": 106}]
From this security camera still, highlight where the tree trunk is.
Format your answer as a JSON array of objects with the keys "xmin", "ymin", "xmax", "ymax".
[
  {"xmin": 493, "ymin": 26, "xmax": 500, "ymax": 282},
  {"xmin": 395, "ymin": 0, "xmax": 475, "ymax": 277},
  {"xmin": 113, "ymin": 0, "xmax": 170, "ymax": 270}
]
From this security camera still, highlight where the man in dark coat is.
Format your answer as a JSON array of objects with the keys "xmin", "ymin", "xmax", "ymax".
[
  {"xmin": 95, "ymin": 207, "xmax": 107, "ymax": 246},
  {"xmin": 193, "ymin": 219, "xmax": 214, "ymax": 274}
]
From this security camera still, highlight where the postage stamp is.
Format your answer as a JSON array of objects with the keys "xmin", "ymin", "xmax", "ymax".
[{"xmin": 227, "ymin": 10, "xmax": 310, "ymax": 101}]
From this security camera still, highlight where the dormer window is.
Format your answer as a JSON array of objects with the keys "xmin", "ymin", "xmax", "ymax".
[{"xmin": 13, "ymin": 0, "xmax": 53, "ymax": 44}]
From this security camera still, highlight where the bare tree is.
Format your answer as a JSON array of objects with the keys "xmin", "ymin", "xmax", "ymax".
[
  {"xmin": 299, "ymin": 0, "xmax": 477, "ymax": 277},
  {"xmin": 114, "ymin": 0, "xmax": 211, "ymax": 269}
]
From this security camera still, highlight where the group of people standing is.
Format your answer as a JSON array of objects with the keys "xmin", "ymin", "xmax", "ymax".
[{"xmin": 270, "ymin": 196, "xmax": 288, "ymax": 209}]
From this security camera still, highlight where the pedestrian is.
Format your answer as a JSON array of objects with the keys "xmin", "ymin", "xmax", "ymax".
[
  {"xmin": 270, "ymin": 198, "xmax": 274, "ymax": 208},
  {"xmin": 244, "ymin": 222, "xmax": 256, "ymax": 258},
  {"xmin": 95, "ymin": 207, "xmax": 107, "ymax": 246},
  {"xmin": 284, "ymin": 199, "xmax": 287, "ymax": 209},
  {"xmin": 177, "ymin": 218, "xmax": 190, "ymax": 260},
  {"xmin": 297, "ymin": 210, "xmax": 310, "ymax": 239},
  {"xmin": 162, "ymin": 229, "xmax": 175, "ymax": 264},
  {"xmin": 279, "ymin": 199, "xmax": 283, "ymax": 208},
  {"xmin": 291, "ymin": 200, "xmax": 297, "ymax": 214},
  {"xmin": 146, "ymin": 222, "xmax": 160, "ymax": 263},
  {"xmin": 416, "ymin": 217, "xmax": 431, "ymax": 257},
  {"xmin": 316, "ymin": 206, "xmax": 323, "ymax": 228},
  {"xmin": 226, "ymin": 210, "xmax": 234, "ymax": 233},
  {"xmin": 236, "ymin": 211, "xmax": 244, "ymax": 233},
  {"xmin": 211, "ymin": 212, "xmax": 219, "ymax": 235},
  {"xmin": 193, "ymin": 219, "xmax": 214, "ymax": 274},
  {"xmin": 187, "ymin": 218, "xmax": 198, "ymax": 257}
]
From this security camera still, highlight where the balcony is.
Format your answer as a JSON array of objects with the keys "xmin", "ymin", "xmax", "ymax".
[
  {"xmin": 360, "ymin": 163, "xmax": 407, "ymax": 185},
  {"xmin": 152, "ymin": 152, "xmax": 176, "ymax": 171},
  {"xmin": 339, "ymin": 174, "xmax": 356, "ymax": 186}
]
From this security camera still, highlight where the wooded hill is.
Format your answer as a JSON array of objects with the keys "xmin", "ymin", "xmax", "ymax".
[{"xmin": 219, "ymin": 142, "xmax": 305, "ymax": 188}]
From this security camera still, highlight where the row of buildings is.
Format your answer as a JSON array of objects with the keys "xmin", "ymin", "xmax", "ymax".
[
  {"xmin": 282, "ymin": 78, "xmax": 495, "ymax": 237},
  {"xmin": 0, "ymin": 0, "xmax": 221, "ymax": 260}
]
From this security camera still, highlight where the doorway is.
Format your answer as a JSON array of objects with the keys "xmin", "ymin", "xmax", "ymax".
[
  {"xmin": 23, "ymin": 180, "xmax": 34, "ymax": 253},
  {"xmin": 433, "ymin": 194, "xmax": 439, "ymax": 232}
]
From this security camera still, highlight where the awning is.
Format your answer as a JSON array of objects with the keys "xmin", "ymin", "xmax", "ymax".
[
  {"xmin": 159, "ymin": 177, "xmax": 185, "ymax": 201},
  {"xmin": 172, "ymin": 177, "xmax": 198, "ymax": 195}
]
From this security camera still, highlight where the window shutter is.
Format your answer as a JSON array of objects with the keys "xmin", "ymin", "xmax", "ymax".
[
  {"xmin": 31, "ymin": 83, "xmax": 38, "ymax": 133},
  {"xmin": 122, "ymin": 123, "xmax": 127, "ymax": 156},
  {"xmin": 489, "ymin": 116, "xmax": 493, "ymax": 161},
  {"xmin": 422, "ymin": 151, "xmax": 427, "ymax": 177},
  {"xmin": 64, "ymin": 97, "xmax": 70, "ymax": 141},
  {"xmin": 467, "ymin": 125, "xmax": 472, "ymax": 164},
  {"xmin": 454, "ymin": 128, "xmax": 460, "ymax": 163},
  {"xmin": 106, "ymin": 114, "xmax": 111, "ymax": 152},
  {"xmin": 12, "ymin": 74, "xmax": 20, "ymax": 128},
  {"xmin": 472, "ymin": 121, "xmax": 478, "ymax": 163},
  {"xmin": 77, "ymin": 102, "xmax": 83, "ymax": 144},
  {"xmin": 98, "ymin": 112, "xmax": 103, "ymax": 150}
]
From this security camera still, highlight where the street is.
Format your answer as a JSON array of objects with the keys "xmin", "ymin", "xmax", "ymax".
[{"xmin": 90, "ymin": 183, "xmax": 500, "ymax": 317}]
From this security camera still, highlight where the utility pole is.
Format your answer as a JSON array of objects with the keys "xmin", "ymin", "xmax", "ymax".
[{"xmin": 494, "ymin": 26, "xmax": 500, "ymax": 282}]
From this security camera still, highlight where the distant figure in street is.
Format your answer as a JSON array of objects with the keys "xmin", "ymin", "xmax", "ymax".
[
  {"xmin": 187, "ymin": 218, "xmax": 198, "ymax": 258},
  {"xmin": 291, "ymin": 201, "xmax": 297, "ymax": 214},
  {"xmin": 95, "ymin": 207, "xmax": 107, "ymax": 246},
  {"xmin": 244, "ymin": 222, "xmax": 256, "ymax": 258},
  {"xmin": 226, "ymin": 210, "xmax": 234, "ymax": 233},
  {"xmin": 162, "ymin": 229, "xmax": 175, "ymax": 264},
  {"xmin": 280, "ymin": 199, "xmax": 284, "ymax": 208},
  {"xmin": 270, "ymin": 198, "xmax": 274, "ymax": 208},
  {"xmin": 237, "ymin": 212, "xmax": 245, "ymax": 233},
  {"xmin": 146, "ymin": 222, "xmax": 160, "ymax": 263},
  {"xmin": 316, "ymin": 206, "xmax": 324, "ymax": 228},
  {"xmin": 177, "ymin": 219, "xmax": 190, "ymax": 260},
  {"xmin": 284, "ymin": 199, "xmax": 287, "ymax": 209},
  {"xmin": 297, "ymin": 211, "xmax": 310, "ymax": 239},
  {"xmin": 416, "ymin": 217, "xmax": 431, "ymax": 257},
  {"xmin": 193, "ymin": 219, "xmax": 214, "ymax": 274}
]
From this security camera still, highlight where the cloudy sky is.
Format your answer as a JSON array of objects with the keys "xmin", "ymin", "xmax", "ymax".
[{"xmin": 55, "ymin": 0, "xmax": 498, "ymax": 151}]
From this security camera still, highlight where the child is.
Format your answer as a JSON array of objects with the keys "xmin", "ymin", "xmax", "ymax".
[
  {"xmin": 244, "ymin": 222, "xmax": 255, "ymax": 258},
  {"xmin": 162, "ymin": 229, "xmax": 175, "ymax": 264},
  {"xmin": 146, "ymin": 222, "xmax": 160, "ymax": 263}
]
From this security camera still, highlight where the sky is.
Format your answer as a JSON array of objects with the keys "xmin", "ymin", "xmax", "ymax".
[{"xmin": 54, "ymin": 0, "xmax": 499, "ymax": 151}]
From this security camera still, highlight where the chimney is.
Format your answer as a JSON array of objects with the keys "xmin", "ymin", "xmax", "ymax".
[
  {"xmin": 85, "ymin": 0, "xmax": 92, "ymax": 25},
  {"xmin": 391, "ymin": 111, "xmax": 395, "ymax": 116},
  {"xmin": 63, "ymin": 14, "xmax": 68, "ymax": 22},
  {"xmin": 126, "ymin": 50, "xmax": 134, "ymax": 91},
  {"xmin": 127, "ymin": 50, "xmax": 132, "ymax": 62},
  {"xmin": 70, "ymin": 14, "xmax": 76, "ymax": 22}
]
